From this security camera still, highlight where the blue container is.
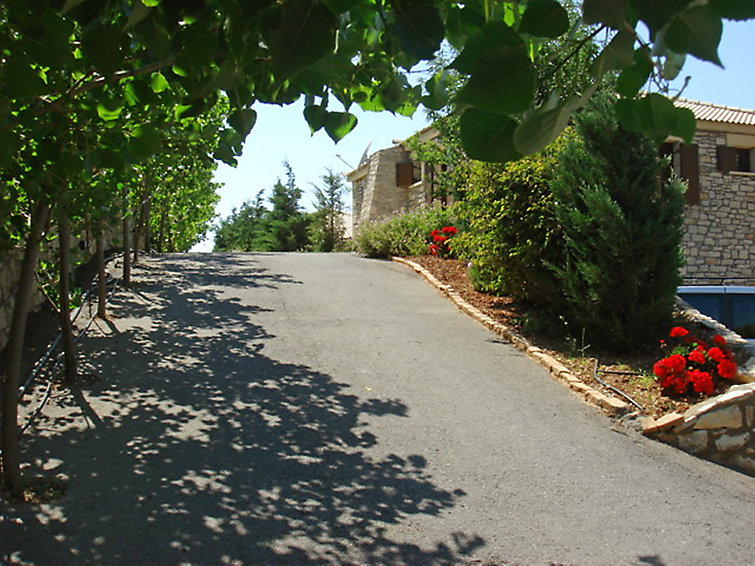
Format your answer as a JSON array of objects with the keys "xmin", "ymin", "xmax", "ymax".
[{"xmin": 677, "ymin": 286, "xmax": 755, "ymax": 339}]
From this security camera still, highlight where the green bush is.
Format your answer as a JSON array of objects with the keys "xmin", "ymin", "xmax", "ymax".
[
  {"xmin": 354, "ymin": 206, "xmax": 460, "ymax": 259},
  {"xmin": 453, "ymin": 138, "xmax": 567, "ymax": 308},
  {"xmin": 550, "ymin": 93, "xmax": 686, "ymax": 351}
]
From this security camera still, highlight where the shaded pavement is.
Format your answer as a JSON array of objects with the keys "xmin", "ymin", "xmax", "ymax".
[{"xmin": 1, "ymin": 253, "xmax": 753, "ymax": 565}]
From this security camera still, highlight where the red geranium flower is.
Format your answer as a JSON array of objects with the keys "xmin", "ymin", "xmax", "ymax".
[
  {"xmin": 666, "ymin": 353, "xmax": 687, "ymax": 373},
  {"xmin": 707, "ymin": 347, "xmax": 726, "ymax": 363},
  {"xmin": 429, "ymin": 244, "xmax": 439, "ymax": 256},
  {"xmin": 689, "ymin": 369, "xmax": 714, "ymax": 395},
  {"xmin": 442, "ymin": 226, "xmax": 458, "ymax": 235},
  {"xmin": 717, "ymin": 359, "xmax": 737, "ymax": 379},
  {"xmin": 669, "ymin": 326, "xmax": 690, "ymax": 338},
  {"xmin": 713, "ymin": 334, "xmax": 727, "ymax": 346},
  {"xmin": 687, "ymin": 347, "xmax": 706, "ymax": 365}
]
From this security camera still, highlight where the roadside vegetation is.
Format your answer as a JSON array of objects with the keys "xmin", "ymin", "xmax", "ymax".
[
  {"xmin": 1, "ymin": 0, "xmax": 750, "ymax": 497},
  {"xmin": 353, "ymin": 94, "xmax": 741, "ymax": 417},
  {"xmin": 214, "ymin": 163, "xmax": 349, "ymax": 253}
]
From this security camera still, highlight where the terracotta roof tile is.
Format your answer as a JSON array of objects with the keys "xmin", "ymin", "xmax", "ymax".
[{"xmin": 674, "ymin": 98, "xmax": 755, "ymax": 126}]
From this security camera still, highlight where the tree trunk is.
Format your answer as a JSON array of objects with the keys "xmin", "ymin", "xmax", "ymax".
[
  {"xmin": 2, "ymin": 201, "xmax": 50, "ymax": 495},
  {"xmin": 58, "ymin": 211, "xmax": 77, "ymax": 382},
  {"xmin": 122, "ymin": 196, "xmax": 132, "ymax": 287},
  {"xmin": 96, "ymin": 229, "xmax": 107, "ymax": 319}
]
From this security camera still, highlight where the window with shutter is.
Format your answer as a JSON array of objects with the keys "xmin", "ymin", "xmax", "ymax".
[
  {"xmin": 396, "ymin": 162, "xmax": 413, "ymax": 187},
  {"xmin": 716, "ymin": 145, "xmax": 754, "ymax": 173},
  {"xmin": 679, "ymin": 144, "xmax": 700, "ymax": 205}
]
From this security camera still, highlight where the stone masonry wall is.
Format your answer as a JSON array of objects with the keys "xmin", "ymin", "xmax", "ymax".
[
  {"xmin": 351, "ymin": 146, "xmax": 410, "ymax": 232},
  {"xmin": 646, "ymin": 384, "xmax": 755, "ymax": 476},
  {"xmin": 0, "ymin": 227, "xmax": 121, "ymax": 353},
  {"xmin": 681, "ymin": 130, "xmax": 755, "ymax": 285}
]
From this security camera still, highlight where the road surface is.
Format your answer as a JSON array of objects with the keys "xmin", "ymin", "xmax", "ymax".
[{"xmin": 2, "ymin": 252, "xmax": 753, "ymax": 565}]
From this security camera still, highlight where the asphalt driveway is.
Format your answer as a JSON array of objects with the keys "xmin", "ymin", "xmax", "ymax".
[{"xmin": 2, "ymin": 252, "xmax": 753, "ymax": 565}]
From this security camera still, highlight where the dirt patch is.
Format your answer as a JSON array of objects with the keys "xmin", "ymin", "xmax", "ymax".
[{"xmin": 409, "ymin": 255, "xmax": 741, "ymax": 419}]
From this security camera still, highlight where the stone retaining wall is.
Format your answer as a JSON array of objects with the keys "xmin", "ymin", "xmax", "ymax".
[
  {"xmin": 0, "ymin": 228, "xmax": 121, "ymax": 353},
  {"xmin": 643, "ymin": 384, "xmax": 755, "ymax": 475}
]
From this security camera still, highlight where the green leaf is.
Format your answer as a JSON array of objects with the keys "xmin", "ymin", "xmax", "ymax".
[
  {"xmin": 267, "ymin": 0, "xmax": 337, "ymax": 81},
  {"xmin": 96, "ymin": 103, "xmax": 123, "ymax": 121},
  {"xmin": 671, "ymin": 107, "xmax": 697, "ymax": 144},
  {"xmin": 453, "ymin": 24, "xmax": 535, "ymax": 114},
  {"xmin": 665, "ymin": 4, "xmax": 723, "ymax": 65},
  {"xmin": 519, "ymin": 0, "xmax": 570, "ymax": 38},
  {"xmin": 590, "ymin": 30, "xmax": 635, "ymax": 78},
  {"xmin": 393, "ymin": 0, "xmax": 445, "ymax": 61},
  {"xmin": 0, "ymin": 123, "xmax": 17, "ymax": 168},
  {"xmin": 61, "ymin": 0, "xmax": 86, "ymax": 14},
  {"xmin": 661, "ymin": 51, "xmax": 686, "ymax": 80},
  {"xmin": 303, "ymin": 105, "xmax": 327, "ymax": 133},
  {"xmin": 125, "ymin": 1, "xmax": 153, "ymax": 30},
  {"xmin": 615, "ymin": 93, "xmax": 694, "ymax": 144},
  {"xmin": 128, "ymin": 124, "xmax": 162, "ymax": 161},
  {"xmin": 459, "ymin": 108, "xmax": 521, "ymax": 163},
  {"xmin": 629, "ymin": 0, "xmax": 693, "ymax": 39},
  {"xmin": 323, "ymin": 111, "xmax": 357, "ymax": 143},
  {"xmin": 228, "ymin": 108, "xmax": 257, "ymax": 138},
  {"xmin": 3, "ymin": 56, "xmax": 46, "ymax": 100},
  {"xmin": 710, "ymin": 0, "xmax": 755, "ymax": 20},
  {"xmin": 178, "ymin": 24, "xmax": 220, "ymax": 71},
  {"xmin": 150, "ymin": 72, "xmax": 170, "ymax": 93},
  {"xmin": 583, "ymin": 0, "xmax": 626, "ymax": 28},
  {"xmin": 421, "ymin": 70, "xmax": 450, "ymax": 111},
  {"xmin": 513, "ymin": 96, "xmax": 577, "ymax": 155},
  {"xmin": 81, "ymin": 24, "xmax": 126, "ymax": 78},
  {"xmin": 615, "ymin": 49, "xmax": 653, "ymax": 96}
]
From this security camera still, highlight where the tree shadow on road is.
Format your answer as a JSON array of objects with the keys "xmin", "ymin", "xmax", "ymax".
[{"xmin": 2, "ymin": 254, "xmax": 483, "ymax": 565}]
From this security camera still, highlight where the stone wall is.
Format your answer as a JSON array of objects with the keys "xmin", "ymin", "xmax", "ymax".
[
  {"xmin": 681, "ymin": 130, "xmax": 755, "ymax": 285},
  {"xmin": 645, "ymin": 384, "xmax": 755, "ymax": 476},
  {"xmin": 0, "ymin": 227, "xmax": 121, "ymax": 353},
  {"xmin": 350, "ymin": 145, "xmax": 411, "ymax": 233}
]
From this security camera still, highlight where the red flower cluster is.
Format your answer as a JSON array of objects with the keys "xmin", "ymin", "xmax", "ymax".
[
  {"xmin": 429, "ymin": 226, "xmax": 458, "ymax": 257},
  {"xmin": 653, "ymin": 327, "xmax": 737, "ymax": 397}
]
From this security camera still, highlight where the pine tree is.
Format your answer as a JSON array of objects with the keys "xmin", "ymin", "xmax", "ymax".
[
  {"xmin": 550, "ymin": 94, "xmax": 686, "ymax": 351},
  {"xmin": 309, "ymin": 169, "xmax": 348, "ymax": 252},
  {"xmin": 267, "ymin": 161, "xmax": 310, "ymax": 251}
]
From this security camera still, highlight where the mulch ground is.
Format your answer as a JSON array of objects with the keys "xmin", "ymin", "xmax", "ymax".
[{"xmin": 408, "ymin": 255, "xmax": 740, "ymax": 419}]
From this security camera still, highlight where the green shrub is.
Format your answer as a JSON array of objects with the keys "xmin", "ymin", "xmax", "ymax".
[
  {"xmin": 453, "ymin": 138, "xmax": 567, "ymax": 308},
  {"xmin": 550, "ymin": 93, "xmax": 686, "ymax": 351},
  {"xmin": 354, "ymin": 206, "xmax": 460, "ymax": 259}
]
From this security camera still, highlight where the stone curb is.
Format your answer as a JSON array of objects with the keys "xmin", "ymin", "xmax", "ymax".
[{"xmin": 391, "ymin": 257, "xmax": 632, "ymax": 416}]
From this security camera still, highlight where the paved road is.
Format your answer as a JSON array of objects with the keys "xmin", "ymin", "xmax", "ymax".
[{"xmin": 2, "ymin": 252, "xmax": 754, "ymax": 565}]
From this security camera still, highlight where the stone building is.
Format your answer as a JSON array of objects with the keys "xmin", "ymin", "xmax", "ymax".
[
  {"xmin": 663, "ymin": 99, "xmax": 755, "ymax": 285},
  {"xmin": 349, "ymin": 99, "xmax": 754, "ymax": 286},
  {"xmin": 346, "ymin": 126, "xmax": 443, "ymax": 234}
]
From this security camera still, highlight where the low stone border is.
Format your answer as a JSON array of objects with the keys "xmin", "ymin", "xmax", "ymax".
[{"xmin": 391, "ymin": 257, "xmax": 632, "ymax": 416}]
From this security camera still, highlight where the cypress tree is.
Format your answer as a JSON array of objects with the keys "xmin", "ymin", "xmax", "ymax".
[{"xmin": 550, "ymin": 94, "xmax": 686, "ymax": 351}]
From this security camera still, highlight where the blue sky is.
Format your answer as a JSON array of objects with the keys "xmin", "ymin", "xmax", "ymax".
[{"xmin": 197, "ymin": 18, "xmax": 754, "ymax": 250}]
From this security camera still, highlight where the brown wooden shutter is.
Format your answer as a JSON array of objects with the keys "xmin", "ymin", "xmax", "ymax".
[
  {"xmin": 717, "ymin": 145, "xmax": 737, "ymax": 172},
  {"xmin": 396, "ymin": 162, "xmax": 413, "ymax": 187},
  {"xmin": 679, "ymin": 143, "xmax": 700, "ymax": 204}
]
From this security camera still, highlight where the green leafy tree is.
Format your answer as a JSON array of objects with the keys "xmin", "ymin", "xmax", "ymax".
[
  {"xmin": 550, "ymin": 93, "xmax": 686, "ymax": 351},
  {"xmin": 1, "ymin": 0, "xmax": 752, "ymax": 495},
  {"xmin": 214, "ymin": 191, "xmax": 270, "ymax": 252},
  {"xmin": 309, "ymin": 169, "xmax": 348, "ymax": 252}
]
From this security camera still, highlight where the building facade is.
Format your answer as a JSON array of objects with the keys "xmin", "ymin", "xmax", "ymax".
[
  {"xmin": 664, "ymin": 99, "xmax": 755, "ymax": 285},
  {"xmin": 348, "ymin": 99, "xmax": 754, "ymax": 285}
]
